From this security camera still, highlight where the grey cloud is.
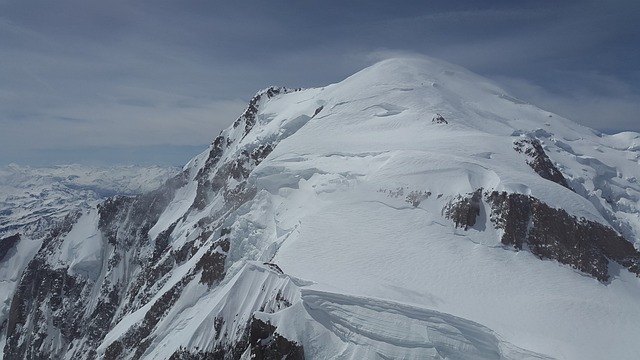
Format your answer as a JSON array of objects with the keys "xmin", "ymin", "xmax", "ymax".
[
  {"xmin": 0, "ymin": 1, "xmax": 638, "ymax": 165},
  {"xmin": 493, "ymin": 74, "xmax": 640, "ymax": 132}
]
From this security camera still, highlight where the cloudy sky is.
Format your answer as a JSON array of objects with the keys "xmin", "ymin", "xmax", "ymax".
[{"xmin": 1, "ymin": 0, "xmax": 639, "ymax": 165}]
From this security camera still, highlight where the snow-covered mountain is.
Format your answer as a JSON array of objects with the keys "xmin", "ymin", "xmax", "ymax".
[
  {"xmin": 0, "ymin": 164, "xmax": 177, "ymax": 358},
  {"xmin": 2, "ymin": 57, "xmax": 640, "ymax": 360}
]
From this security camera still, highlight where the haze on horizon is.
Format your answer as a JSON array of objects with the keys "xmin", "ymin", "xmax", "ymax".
[{"xmin": 1, "ymin": 0, "xmax": 638, "ymax": 166}]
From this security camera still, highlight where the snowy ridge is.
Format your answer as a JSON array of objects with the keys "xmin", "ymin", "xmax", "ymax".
[
  {"xmin": 104, "ymin": 261, "xmax": 550, "ymax": 360},
  {"xmin": 288, "ymin": 289, "xmax": 552, "ymax": 360},
  {"xmin": 2, "ymin": 57, "xmax": 640, "ymax": 360},
  {"xmin": 123, "ymin": 262, "xmax": 301, "ymax": 359}
]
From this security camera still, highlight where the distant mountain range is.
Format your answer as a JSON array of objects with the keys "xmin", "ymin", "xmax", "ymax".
[{"xmin": 0, "ymin": 164, "xmax": 178, "ymax": 238}]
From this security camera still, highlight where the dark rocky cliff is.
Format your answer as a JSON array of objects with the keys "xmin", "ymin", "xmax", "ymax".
[
  {"xmin": 513, "ymin": 138, "xmax": 572, "ymax": 190},
  {"xmin": 444, "ymin": 189, "xmax": 640, "ymax": 282},
  {"xmin": 0, "ymin": 234, "xmax": 20, "ymax": 261}
]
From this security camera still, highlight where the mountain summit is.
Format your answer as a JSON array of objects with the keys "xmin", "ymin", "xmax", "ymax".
[{"xmin": 2, "ymin": 57, "xmax": 640, "ymax": 360}]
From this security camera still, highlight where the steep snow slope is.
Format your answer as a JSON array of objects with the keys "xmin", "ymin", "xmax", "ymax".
[
  {"xmin": 0, "ymin": 164, "xmax": 176, "ymax": 357},
  {"xmin": 3, "ymin": 57, "xmax": 640, "ymax": 360}
]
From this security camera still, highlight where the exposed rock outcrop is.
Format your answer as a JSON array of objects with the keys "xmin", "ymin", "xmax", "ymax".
[
  {"xmin": 5, "ymin": 219, "xmax": 85, "ymax": 359},
  {"xmin": 192, "ymin": 87, "xmax": 297, "ymax": 212},
  {"xmin": 432, "ymin": 113, "xmax": 448, "ymax": 124},
  {"xmin": 445, "ymin": 189, "xmax": 640, "ymax": 282},
  {"xmin": 166, "ymin": 317, "xmax": 304, "ymax": 360},
  {"xmin": 443, "ymin": 189, "xmax": 483, "ymax": 230},
  {"xmin": 233, "ymin": 87, "xmax": 287, "ymax": 139},
  {"xmin": 249, "ymin": 317, "xmax": 304, "ymax": 360},
  {"xmin": 488, "ymin": 191, "xmax": 640, "ymax": 282},
  {"xmin": 196, "ymin": 237, "xmax": 229, "ymax": 287},
  {"xmin": 406, "ymin": 190, "xmax": 431, "ymax": 207},
  {"xmin": 513, "ymin": 138, "xmax": 572, "ymax": 190},
  {"xmin": 443, "ymin": 189, "xmax": 640, "ymax": 282},
  {"xmin": 0, "ymin": 233, "xmax": 20, "ymax": 261}
]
